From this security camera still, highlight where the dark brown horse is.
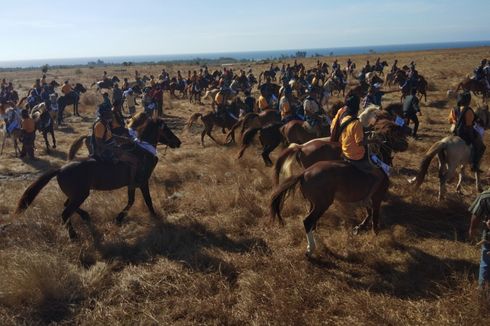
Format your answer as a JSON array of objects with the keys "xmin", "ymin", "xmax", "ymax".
[
  {"xmin": 273, "ymin": 118, "xmax": 411, "ymax": 184},
  {"xmin": 16, "ymin": 113, "xmax": 181, "ymax": 239},
  {"xmin": 186, "ymin": 98, "xmax": 244, "ymax": 146},
  {"xmin": 225, "ymin": 109, "xmax": 281, "ymax": 144},
  {"xmin": 238, "ymin": 118, "xmax": 330, "ymax": 166},
  {"xmin": 270, "ymin": 160, "xmax": 390, "ymax": 257},
  {"xmin": 456, "ymin": 77, "xmax": 488, "ymax": 100}
]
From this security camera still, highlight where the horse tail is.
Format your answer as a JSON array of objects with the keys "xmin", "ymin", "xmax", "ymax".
[
  {"xmin": 16, "ymin": 169, "xmax": 60, "ymax": 213},
  {"xmin": 186, "ymin": 113, "xmax": 202, "ymax": 129},
  {"xmin": 239, "ymin": 113, "xmax": 259, "ymax": 136},
  {"xmin": 270, "ymin": 173, "xmax": 303, "ymax": 225},
  {"xmin": 238, "ymin": 127, "xmax": 260, "ymax": 159},
  {"xmin": 68, "ymin": 135, "xmax": 89, "ymax": 161},
  {"xmin": 413, "ymin": 141, "xmax": 446, "ymax": 189},
  {"xmin": 273, "ymin": 143, "xmax": 302, "ymax": 185}
]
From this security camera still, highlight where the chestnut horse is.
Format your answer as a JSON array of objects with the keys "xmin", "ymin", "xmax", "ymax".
[
  {"xmin": 186, "ymin": 98, "xmax": 245, "ymax": 146},
  {"xmin": 273, "ymin": 118, "xmax": 411, "ymax": 184},
  {"xmin": 16, "ymin": 113, "xmax": 181, "ymax": 239},
  {"xmin": 456, "ymin": 77, "xmax": 488, "ymax": 101},
  {"xmin": 270, "ymin": 160, "xmax": 390, "ymax": 257},
  {"xmin": 225, "ymin": 109, "xmax": 281, "ymax": 144}
]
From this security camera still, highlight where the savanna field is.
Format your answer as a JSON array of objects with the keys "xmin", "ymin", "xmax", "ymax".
[{"xmin": 1, "ymin": 47, "xmax": 490, "ymax": 325}]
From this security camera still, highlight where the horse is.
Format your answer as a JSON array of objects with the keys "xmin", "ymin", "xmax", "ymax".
[
  {"xmin": 270, "ymin": 160, "xmax": 390, "ymax": 257},
  {"xmin": 169, "ymin": 79, "xmax": 187, "ymax": 98},
  {"xmin": 456, "ymin": 77, "xmax": 488, "ymax": 101},
  {"xmin": 57, "ymin": 83, "xmax": 87, "ymax": 119},
  {"xmin": 31, "ymin": 103, "xmax": 56, "ymax": 154},
  {"xmin": 186, "ymin": 98, "xmax": 243, "ymax": 146},
  {"xmin": 15, "ymin": 113, "xmax": 181, "ymax": 239},
  {"xmin": 91, "ymin": 76, "xmax": 120, "ymax": 91},
  {"xmin": 0, "ymin": 106, "xmax": 22, "ymax": 156},
  {"xmin": 409, "ymin": 106, "xmax": 490, "ymax": 200},
  {"xmin": 394, "ymin": 70, "xmax": 428, "ymax": 102},
  {"xmin": 372, "ymin": 61, "xmax": 389, "ymax": 76},
  {"xmin": 273, "ymin": 117, "xmax": 411, "ymax": 185},
  {"xmin": 258, "ymin": 67, "xmax": 280, "ymax": 84},
  {"xmin": 324, "ymin": 78, "xmax": 346, "ymax": 97},
  {"xmin": 225, "ymin": 109, "xmax": 281, "ymax": 144},
  {"xmin": 188, "ymin": 81, "xmax": 203, "ymax": 104},
  {"xmin": 237, "ymin": 102, "xmax": 346, "ymax": 166}
]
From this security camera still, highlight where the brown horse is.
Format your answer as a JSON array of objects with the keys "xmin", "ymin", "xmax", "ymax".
[
  {"xmin": 237, "ymin": 102, "xmax": 346, "ymax": 166},
  {"xmin": 273, "ymin": 118, "xmax": 411, "ymax": 184},
  {"xmin": 186, "ymin": 98, "xmax": 243, "ymax": 146},
  {"xmin": 270, "ymin": 160, "xmax": 390, "ymax": 256},
  {"xmin": 16, "ymin": 113, "xmax": 181, "ymax": 239},
  {"xmin": 456, "ymin": 77, "xmax": 488, "ymax": 100},
  {"xmin": 225, "ymin": 109, "xmax": 281, "ymax": 144}
]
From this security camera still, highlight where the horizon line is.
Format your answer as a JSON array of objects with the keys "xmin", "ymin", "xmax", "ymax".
[{"xmin": 1, "ymin": 39, "xmax": 489, "ymax": 67}]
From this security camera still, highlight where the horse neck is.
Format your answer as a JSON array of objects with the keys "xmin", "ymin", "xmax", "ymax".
[{"xmin": 140, "ymin": 121, "xmax": 159, "ymax": 146}]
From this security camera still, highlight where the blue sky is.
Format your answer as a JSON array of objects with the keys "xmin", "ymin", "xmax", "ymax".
[{"xmin": 3, "ymin": 0, "xmax": 489, "ymax": 61}]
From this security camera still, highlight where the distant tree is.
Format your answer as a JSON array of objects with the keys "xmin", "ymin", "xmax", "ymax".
[
  {"xmin": 329, "ymin": 52, "xmax": 334, "ymax": 56},
  {"xmin": 295, "ymin": 51, "xmax": 307, "ymax": 58},
  {"xmin": 41, "ymin": 64, "xmax": 49, "ymax": 73}
]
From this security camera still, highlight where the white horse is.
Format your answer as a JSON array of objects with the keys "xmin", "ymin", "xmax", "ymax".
[{"xmin": 410, "ymin": 106, "xmax": 490, "ymax": 200}]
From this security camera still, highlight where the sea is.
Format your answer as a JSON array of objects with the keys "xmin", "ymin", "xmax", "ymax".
[{"xmin": 1, "ymin": 40, "xmax": 489, "ymax": 69}]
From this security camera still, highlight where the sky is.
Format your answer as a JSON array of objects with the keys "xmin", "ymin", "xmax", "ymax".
[{"xmin": 2, "ymin": 0, "xmax": 489, "ymax": 61}]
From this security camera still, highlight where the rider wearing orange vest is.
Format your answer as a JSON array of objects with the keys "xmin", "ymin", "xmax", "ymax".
[{"xmin": 331, "ymin": 95, "xmax": 384, "ymax": 197}]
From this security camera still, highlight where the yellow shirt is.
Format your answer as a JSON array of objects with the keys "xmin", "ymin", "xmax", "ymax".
[
  {"xmin": 94, "ymin": 121, "xmax": 112, "ymax": 140},
  {"xmin": 258, "ymin": 95, "xmax": 269, "ymax": 110},
  {"xmin": 330, "ymin": 106, "xmax": 347, "ymax": 136},
  {"xmin": 61, "ymin": 84, "xmax": 72, "ymax": 94},
  {"xmin": 339, "ymin": 115, "xmax": 365, "ymax": 161},
  {"xmin": 215, "ymin": 92, "xmax": 225, "ymax": 105}
]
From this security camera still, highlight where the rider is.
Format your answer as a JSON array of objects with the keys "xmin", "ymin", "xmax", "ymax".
[
  {"xmin": 303, "ymin": 87, "xmax": 323, "ymax": 136},
  {"xmin": 403, "ymin": 88, "xmax": 421, "ymax": 138},
  {"xmin": 391, "ymin": 59, "xmax": 399, "ymax": 73},
  {"xmin": 243, "ymin": 90, "xmax": 256, "ymax": 116},
  {"xmin": 454, "ymin": 92, "xmax": 486, "ymax": 172},
  {"xmin": 61, "ymin": 80, "xmax": 73, "ymax": 96},
  {"xmin": 331, "ymin": 95, "xmax": 384, "ymax": 199},
  {"xmin": 112, "ymin": 84, "xmax": 123, "ymax": 111},
  {"xmin": 258, "ymin": 89, "xmax": 271, "ymax": 111},
  {"xmin": 103, "ymin": 71, "xmax": 109, "ymax": 82},
  {"xmin": 474, "ymin": 59, "xmax": 490, "ymax": 91},
  {"xmin": 91, "ymin": 104, "xmax": 139, "ymax": 186},
  {"xmin": 214, "ymin": 84, "xmax": 229, "ymax": 117},
  {"xmin": 279, "ymin": 87, "xmax": 297, "ymax": 123},
  {"xmin": 20, "ymin": 109, "xmax": 36, "ymax": 159}
]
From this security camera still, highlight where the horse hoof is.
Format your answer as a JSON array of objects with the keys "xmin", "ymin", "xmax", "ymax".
[{"xmin": 115, "ymin": 213, "xmax": 126, "ymax": 225}]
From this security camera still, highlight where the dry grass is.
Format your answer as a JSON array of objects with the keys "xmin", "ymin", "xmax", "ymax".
[{"xmin": 1, "ymin": 46, "xmax": 490, "ymax": 325}]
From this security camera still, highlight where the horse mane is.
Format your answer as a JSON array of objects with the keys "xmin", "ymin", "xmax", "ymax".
[
  {"xmin": 359, "ymin": 105, "xmax": 380, "ymax": 127},
  {"xmin": 373, "ymin": 118, "xmax": 396, "ymax": 135}
]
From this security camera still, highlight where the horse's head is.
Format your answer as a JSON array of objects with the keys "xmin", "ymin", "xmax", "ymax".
[
  {"xmin": 142, "ymin": 75, "xmax": 150, "ymax": 82},
  {"xmin": 359, "ymin": 104, "xmax": 380, "ymax": 127},
  {"xmin": 373, "ymin": 119, "xmax": 410, "ymax": 153},
  {"xmin": 156, "ymin": 119, "xmax": 181, "ymax": 148},
  {"xmin": 50, "ymin": 80, "xmax": 60, "ymax": 87},
  {"xmin": 475, "ymin": 105, "xmax": 490, "ymax": 130},
  {"xmin": 112, "ymin": 76, "xmax": 120, "ymax": 83},
  {"xmin": 75, "ymin": 83, "xmax": 87, "ymax": 93}
]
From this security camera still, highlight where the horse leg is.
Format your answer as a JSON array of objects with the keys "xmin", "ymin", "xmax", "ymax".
[
  {"xmin": 353, "ymin": 207, "xmax": 373, "ymax": 235},
  {"xmin": 43, "ymin": 131, "xmax": 50, "ymax": 154},
  {"xmin": 456, "ymin": 166, "xmax": 465, "ymax": 194},
  {"xmin": 140, "ymin": 182, "xmax": 156, "ymax": 217},
  {"xmin": 0, "ymin": 134, "xmax": 6, "ymax": 156},
  {"xmin": 62, "ymin": 194, "xmax": 89, "ymax": 240},
  {"xmin": 51, "ymin": 128, "xmax": 56, "ymax": 149},
  {"xmin": 303, "ymin": 202, "xmax": 329, "ymax": 257},
  {"xmin": 476, "ymin": 170, "xmax": 483, "ymax": 193},
  {"xmin": 200, "ymin": 128, "xmax": 207, "ymax": 147},
  {"xmin": 115, "ymin": 186, "xmax": 136, "ymax": 224}
]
